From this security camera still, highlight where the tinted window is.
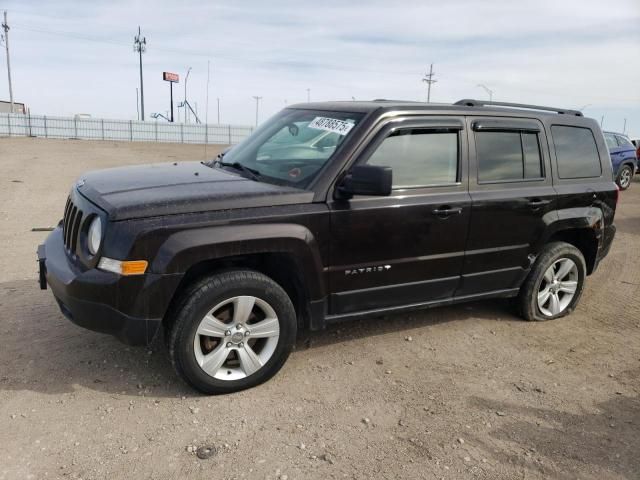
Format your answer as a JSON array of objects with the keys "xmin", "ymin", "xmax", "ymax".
[
  {"xmin": 476, "ymin": 131, "xmax": 543, "ymax": 182},
  {"xmin": 552, "ymin": 126, "xmax": 601, "ymax": 179},
  {"xmin": 523, "ymin": 133, "xmax": 543, "ymax": 178},
  {"xmin": 367, "ymin": 129, "xmax": 458, "ymax": 188},
  {"xmin": 615, "ymin": 135, "xmax": 633, "ymax": 147},
  {"xmin": 604, "ymin": 133, "xmax": 618, "ymax": 149}
]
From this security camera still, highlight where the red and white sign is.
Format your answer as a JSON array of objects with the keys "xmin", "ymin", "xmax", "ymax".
[{"xmin": 163, "ymin": 72, "xmax": 179, "ymax": 83}]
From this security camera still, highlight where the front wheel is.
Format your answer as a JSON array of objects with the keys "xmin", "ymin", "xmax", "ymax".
[
  {"xmin": 616, "ymin": 165, "xmax": 633, "ymax": 190},
  {"xmin": 517, "ymin": 242, "xmax": 586, "ymax": 321},
  {"xmin": 168, "ymin": 270, "xmax": 297, "ymax": 394}
]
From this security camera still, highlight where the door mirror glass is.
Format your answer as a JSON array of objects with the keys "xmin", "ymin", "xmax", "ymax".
[{"xmin": 338, "ymin": 165, "xmax": 392, "ymax": 197}]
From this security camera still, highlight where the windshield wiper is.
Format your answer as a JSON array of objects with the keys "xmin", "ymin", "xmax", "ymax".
[{"xmin": 219, "ymin": 161, "xmax": 261, "ymax": 181}]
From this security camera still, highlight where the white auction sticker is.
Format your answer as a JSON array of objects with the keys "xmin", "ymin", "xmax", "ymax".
[{"xmin": 308, "ymin": 117, "xmax": 355, "ymax": 135}]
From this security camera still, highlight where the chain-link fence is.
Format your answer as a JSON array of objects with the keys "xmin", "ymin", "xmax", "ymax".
[{"xmin": 0, "ymin": 113, "xmax": 255, "ymax": 145}]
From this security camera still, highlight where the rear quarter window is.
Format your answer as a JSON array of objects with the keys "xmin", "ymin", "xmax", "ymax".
[{"xmin": 551, "ymin": 125, "xmax": 602, "ymax": 179}]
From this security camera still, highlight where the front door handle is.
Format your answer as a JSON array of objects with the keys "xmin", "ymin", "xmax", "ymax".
[{"xmin": 432, "ymin": 206, "xmax": 462, "ymax": 217}]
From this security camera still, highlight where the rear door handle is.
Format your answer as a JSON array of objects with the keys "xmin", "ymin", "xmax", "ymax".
[
  {"xmin": 528, "ymin": 198, "xmax": 551, "ymax": 209},
  {"xmin": 432, "ymin": 206, "xmax": 462, "ymax": 217}
]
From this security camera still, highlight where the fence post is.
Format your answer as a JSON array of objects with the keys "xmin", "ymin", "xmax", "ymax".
[
  {"xmin": 73, "ymin": 117, "xmax": 78, "ymax": 139},
  {"xmin": 180, "ymin": 123, "xmax": 184, "ymax": 143},
  {"xmin": 43, "ymin": 115, "xmax": 48, "ymax": 138},
  {"xmin": 7, "ymin": 113, "xmax": 11, "ymax": 136},
  {"xmin": 155, "ymin": 121, "xmax": 158, "ymax": 142},
  {"xmin": 101, "ymin": 119, "xmax": 105, "ymax": 140},
  {"xmin": 228, "ymin": 125, "xmax": 231, "ymax": 145},
  {"xmin": 27, "ymin": 112, "xmax": 33, "ymax": 137},
  {"xmin": 129, "ymin": 120, "xmax": 133, "ymax": 141}
]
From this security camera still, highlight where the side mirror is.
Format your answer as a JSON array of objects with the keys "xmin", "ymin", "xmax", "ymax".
[{"xmin": 337, "ymin": 165, "xmax": 392, "ymax": 198}]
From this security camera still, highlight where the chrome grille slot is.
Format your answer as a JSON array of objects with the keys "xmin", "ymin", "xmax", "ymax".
[
  {"xmin": 70, "ymin": 210, "xmax": 83, "ymax": 252},
  {"xmin": 62, "ymin": 197, "xmax": 72, "ymax": 242},
  {"xmin": 62, "ymin": 198, "xmax": 84, "ymax": 254},
  {"xmin": 65, "ymin": 206, "xmax": 77, "ymax": 248}
]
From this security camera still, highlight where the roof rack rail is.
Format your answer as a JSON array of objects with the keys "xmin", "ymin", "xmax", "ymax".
[
  {"xmin": 372, "ymin": 98, "xmax": 420, "ymax": 103},
  {"xmin": 454, "ymin": 99, "xmax": 583, "ymax": 117}
]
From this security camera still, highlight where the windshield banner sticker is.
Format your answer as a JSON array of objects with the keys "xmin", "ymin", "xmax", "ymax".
[{"xmin": 308, "ymin": 117, "xmax": 355, "ymax": 136}]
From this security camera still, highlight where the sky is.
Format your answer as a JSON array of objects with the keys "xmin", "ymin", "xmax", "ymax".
[{"xmin": 0, "ymin": 0, "xmax": 639, "ymax": 135}]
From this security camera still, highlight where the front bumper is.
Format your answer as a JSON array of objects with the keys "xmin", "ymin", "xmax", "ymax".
[{"xmin": 38, "ymin": 226, "xmax": 182, "ymax": 345}]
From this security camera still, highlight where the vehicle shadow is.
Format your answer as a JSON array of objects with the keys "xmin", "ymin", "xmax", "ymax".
[
  {"xmin": 298, "ymin": 297, "xmax": 519, "ymax": 350},
  {"xmin": 0, "ymin": 278, "xmax": 519, "ymax": 398},
  {"xmin": 468, "ymin": 382, "xmax": 640, "ymax": 479}
]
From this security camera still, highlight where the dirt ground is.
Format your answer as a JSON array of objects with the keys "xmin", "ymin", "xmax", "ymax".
[{"xmin": 0, "ymin": 137, "xmax": 639, "ymax": 480}]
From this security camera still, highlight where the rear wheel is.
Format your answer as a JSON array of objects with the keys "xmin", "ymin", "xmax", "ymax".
[
  {"xmin": 616, "ymin": 165, "xmax": 633, "ymax": 190},
  {"xmin": 168, "ymin": 270, "xmax": 297, "ymax": 394},
  {"xmin": 517, "ymin": 242, "xmax": 586, "ymax": 321}
]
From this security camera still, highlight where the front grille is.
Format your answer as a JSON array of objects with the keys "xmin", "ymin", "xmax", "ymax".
[{"xmin": 62, "ymin": 196, "xmax": 83, "ymax": 253}]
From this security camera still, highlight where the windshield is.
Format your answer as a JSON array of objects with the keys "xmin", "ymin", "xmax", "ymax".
[{"xmin": 218, "ymin": 108, "xmax": 364, "ymax": 188}]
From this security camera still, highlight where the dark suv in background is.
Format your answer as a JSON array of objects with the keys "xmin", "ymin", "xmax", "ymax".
[
  {"xmin": 604, "ymin": 131, "xmax": 638, "ymax": 190},
  {"xmin": 38, "ymin": 99, "xmax": 617, "ymax": 394}
]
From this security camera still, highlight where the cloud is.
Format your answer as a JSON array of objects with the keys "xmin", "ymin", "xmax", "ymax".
[{"xmin": 0, "ymin": 0, "xmax": 638, "ymax": 133}]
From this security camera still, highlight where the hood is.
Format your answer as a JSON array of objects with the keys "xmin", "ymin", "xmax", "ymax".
[{"xmin": 76, "ymin": 161, "xmax": 313, "ymax": 220}]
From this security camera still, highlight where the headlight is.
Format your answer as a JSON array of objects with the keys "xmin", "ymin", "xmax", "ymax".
[{"xmin": 88, "ymin": 217, "xmax": 102, "ymax": 255}]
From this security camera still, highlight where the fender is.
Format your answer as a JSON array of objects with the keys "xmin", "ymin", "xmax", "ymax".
[
  {"xmin": 615, "ymin": 160, "xmax": 636, "ymax": 175},
  {"xmin": 538, "ymin": 206, "xmax": 604, "ymax": 247},
  {"xmin": 151, "ymin": 223, "xmax": 326, "ymax": 299}
]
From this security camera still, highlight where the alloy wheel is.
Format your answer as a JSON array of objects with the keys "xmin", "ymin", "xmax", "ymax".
[
  {"xmin": 537, "ymin": 258, "xmax": 579, "ymax": 317},
  {"xmin": 193, "ymin": 296, "xmax": 280, "ymax": 380},
  {"xmin": 619, "ymin": 167, "xmax": 632, "ymax": 189}
]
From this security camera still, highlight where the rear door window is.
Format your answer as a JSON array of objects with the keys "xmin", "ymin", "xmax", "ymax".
[
  {"xmin": 604, "ymin": 133, "xmax": 618, "ymax": 150},
  {"xmin": 475, "ymin": 131, "xmax": 543, "ymax": 182},
  {"xmin": 551, "ymin": 126, "xmax": 602, "ymax": 179}
]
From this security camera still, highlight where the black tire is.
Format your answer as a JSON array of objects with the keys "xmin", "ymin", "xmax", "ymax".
[
  {"xmin": 168, "ymin": 270, "xmax": 297, "ymax": 394},
  {"xmin": 616, "ymin": 164, "xmax": 633, "ymax": 190},
  {"xmin": 517, "ymin": 242, "xmax": 586, "ymax": 322}
]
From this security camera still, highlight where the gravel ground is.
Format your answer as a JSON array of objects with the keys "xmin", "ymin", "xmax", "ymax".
[{"xmin": 0, "ymin": 137, "xmax": 639, "ymax": 480}]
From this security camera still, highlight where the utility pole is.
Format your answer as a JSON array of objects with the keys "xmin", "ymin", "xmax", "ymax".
[
  {"xmin": 205, "ymin": 60, "xmax": 210, "ymax": 125},
  {"xmin": 184, "ymin": 66, "xmax": 192, "ymax": 124},
  {"xmin": 623, "ymin": 118, "xmax": 627, "ymax": 134},
  {"xmin": 170, "ymin": 81, "xmax": 174, "ymax": 122},
  {"xmin": 252, "ymin": 96, "xmax": 262, "ymax": 127},
  {"xmin": 477, "ymin": 84, "xmax": 493, "ymax": 101},
  {"xmin": 306, "ymin": 88, "xmax": 310, "ymax": 102},
  {"xmin": 216, "ymin": 97, "xmax": 220, "ymax": 124},
  {"xmin": 422, "ymin": 64, "xmax": 437, "ymax": 103},
  {"xmin": 133, "ymin": 26, "xmax": 146, "ymax": 120},
  {"xmin": 2, "ymin": 11, "xmax": 14, "ymax": 113}
]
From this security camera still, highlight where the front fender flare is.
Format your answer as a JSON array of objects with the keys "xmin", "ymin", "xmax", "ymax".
[{"xmin": 151, "ymin": 223, "xmax": 326, "ymax": 299}]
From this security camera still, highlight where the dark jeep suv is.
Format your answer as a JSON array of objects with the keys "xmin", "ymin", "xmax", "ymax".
[{"xmin": 38, "ymin": 99, "xmax": 617, "ymax": 394}]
